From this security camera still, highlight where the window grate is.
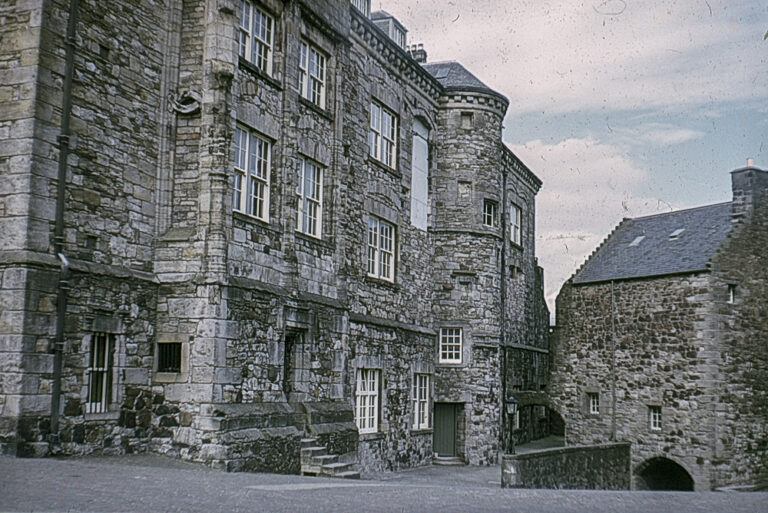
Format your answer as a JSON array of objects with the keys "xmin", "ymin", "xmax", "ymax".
[
  {"xmin": 158, "ymin": 342, "xmax": 182, "ymax": 373},
  {"xmin": 86, "ymin": 333, "xmax": 114, "ymax": 414}
]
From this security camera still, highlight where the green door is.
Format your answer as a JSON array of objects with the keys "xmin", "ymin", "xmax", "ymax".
[{"xmin": 433, "ymin": 403, "xmax": 457, "ymax": 457}]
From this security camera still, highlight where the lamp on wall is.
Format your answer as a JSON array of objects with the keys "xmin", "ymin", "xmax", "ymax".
[{"xmin": 506, "ymin": 394, "xmax": 519, "ymax": 454}]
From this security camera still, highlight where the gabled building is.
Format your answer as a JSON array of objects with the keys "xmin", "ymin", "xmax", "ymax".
[
  {"xmin": 549, "ymin": 162, "xmax": 768, "ymax": 490},
  {"xmin": 0, "ymin": 0, "xmax": 547, "ymax": 474}
]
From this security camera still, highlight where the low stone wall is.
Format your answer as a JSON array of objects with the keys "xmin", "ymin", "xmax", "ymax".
[{"xmin": 501, "ymin": 443, "xmax": 631, "ymax": 489}]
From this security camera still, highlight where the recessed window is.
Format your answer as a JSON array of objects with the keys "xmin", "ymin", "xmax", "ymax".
[
  {"xmin": 410, "ymin": 119, "xmax": 429, "ymax": 230},
  {"xmin": 157, "ymin": 342, "xmax": 182, "ymax": 373},
  {"xmin": 587, "ymin": 392, "xmax": 600, "ymax": 415},
  {"xmin": 86, "ymin": 333, "xmax": 115, "ymax": 413},
  {"xmin": 668, "ymin": 228, "xmax": 685, "ymax": 240},
  {"xmin": 369, "ymin": 100, "xmax": 398, "ymax": 168},
  {"xmin": 367, "ymin": 216, "xmax": 396, "ymax": 282},
  {"xmin": 460, "ymin": 112, "xmax": 473, "ymax": 129},
  {"xmin": 649, "ymin": 405, "xmax": 662, "ymax": 431},
  {"xmin": 727, "ymin": 284, "xmax": 736, "ymax": 304},
  {"xmin": 483, "ymin": 199, "xmax": 498, "ymax": 227},
  {"xmin": 412, "ymin": 374, "xmax": 430, "ymax": 430},
  {"xmin": 439, "ymin": 327, "xmax": 462, "ymax": 364},
  {"xmin": 239, "ymin": 1, "xmax": 273, "ymax": 75},
  {"xmin": 296, "ymin": 158, "xmax": 323, "ymax": 238},
  {"xmin": 510, "ymin": 203, "xmax": 522, "ymax": 246},
  {"xmin": 355, "ymin": 368, "xmax": 380, "ymax": 434},
  {"xmin": 233, "ymin": 125, "xmax": 271, "ymax": 221},
  {"xmin": 298, "ymin": 41, "xmax": 326, "ymax": 108},
  {"xmin": 629, "ymin": 235, "xmax": 645, "ymax": 247}
]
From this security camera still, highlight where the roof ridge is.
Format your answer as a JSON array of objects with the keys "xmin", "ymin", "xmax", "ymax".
[{"xmin": 630, "ymin": 201, "xmax": 731, "ymax": 221}]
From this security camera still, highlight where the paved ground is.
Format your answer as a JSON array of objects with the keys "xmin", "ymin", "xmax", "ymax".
[{"xmin": 1, "ymin": 454, "xmax": 767, "ymax": 513}]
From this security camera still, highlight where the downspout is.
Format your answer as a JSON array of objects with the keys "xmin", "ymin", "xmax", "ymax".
[
  {"xmin": 500, "ymin": 162, "xmax": 509, "ymax": 453},
  {"xmin": 610, "ymin": 280, "xmax": 617, "ymax": 441},
  {"xmin": 50, "ymin": 0, "xmax": 80, "ymax": 447}
]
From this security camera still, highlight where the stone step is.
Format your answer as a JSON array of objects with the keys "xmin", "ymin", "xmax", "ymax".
[
  {"xmin": 321, "ymin": 461, "xmax": 355, "ymax": 475},
  {"xmin": 301, "ymin": 438, "xmax": 319, "ymax": 448},
  {"xmin": 332, "ymin": 470, "xmax": 361, "ymax": 479},
  {"xmin": 312, "ymin": 454, "xmax": 338, "ymax": 466},
  {"xmin": 433, "ymin": 456, "xmax": 464, "ymax": 466}
]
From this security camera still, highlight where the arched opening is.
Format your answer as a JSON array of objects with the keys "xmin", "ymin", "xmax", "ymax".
[
  {"xmin": 549, "ymin": 409, "xmax": 565, "ymax": 437},
  {"xmin": 635, "ymin": 457, "xmax": 694, "ymax": 491}
]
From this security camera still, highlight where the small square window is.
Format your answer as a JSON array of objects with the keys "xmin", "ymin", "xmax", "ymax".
[
  {"xmin": 649, "ymin": 405, "xmax": 662, "ymax": 431},
  {"xmin": 483, "ymin": 199, "xmax": 498, "ymax": 227},
  {"xmin": 460, "ymin": 112, "xmax": 473, "ymax": 129},
  {"xmin": 439, "ymin": 327, "xmax": 462, "ymax": 364},
  {"xmin": 157, "ymin": 342, "xmax": 182, "ymax": 373}
]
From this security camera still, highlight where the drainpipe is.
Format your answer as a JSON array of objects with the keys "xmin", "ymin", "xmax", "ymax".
[
  {"xmin": 49, "ymin": 0, "xmax": 80, "ymax": 447},
  {"xmin": 500, "ymin": 162, "xmax": 509, "ymax": 453},
  {"xmin": 610, "ymin": 280, "xmax": 617, "ymax": 441}
]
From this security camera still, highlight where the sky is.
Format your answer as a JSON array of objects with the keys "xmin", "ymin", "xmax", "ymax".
[{"xmin": 378, "ymin": 0, "xmax": 768, "ymax": 317}]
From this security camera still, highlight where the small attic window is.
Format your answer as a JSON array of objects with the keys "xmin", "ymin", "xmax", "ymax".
[
  {"xmin": 435, "ymin": 67, "xmax": 449, "ymax": 79},
  {"xmin": 668, "ymin": 228, "xmax": 685, "ymax": 240},
  {"xmin": 629, "ymin": 235, "xmax": 645, "ymax": 247}
]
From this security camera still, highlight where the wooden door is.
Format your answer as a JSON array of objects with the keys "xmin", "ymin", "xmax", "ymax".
[{"xmin": 433, "ymin": 403, "xmax": 457, "ymax": 457}]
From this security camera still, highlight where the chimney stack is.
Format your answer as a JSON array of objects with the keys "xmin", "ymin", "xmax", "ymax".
[
  {"xmin": 409, "ymin": 43, "xmax": 427, "ymax": 64},
  {"xmin": 731, "ymin": 159, "xmax": 767, "ymax": 220}
]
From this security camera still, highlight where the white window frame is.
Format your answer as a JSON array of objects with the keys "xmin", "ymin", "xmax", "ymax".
[
  {"xmin": 350, "ymin": 0, "xmax": 370, "ymax": 16},
  {"xmin": 510, "ymin": 203, "xmax": 522, "ymax": 246},
  {"xmin": 355, "ymin": 368, "xmax": 380, "ymax": 434},
  {"xmin": 234, "ymin": 125, "xmax": 271, "ymax": 221},
  {"xmin": 439, "ymin": 327, "xmax": 462, "ymax": 364},
  {"xmin": 239, "ymin": 0, "xmax": 273, "ymax": 75},
  {"xmin": 649, "ymin": 405, "xmax": 662, "ymax": 431},
  {"xmin": 296, "ymin": 158, "xmax": 323, "ymax": 238},
  {"xmin": 483, "ymin": 199, "xmax": 498, "ymax": 227},
  {"xmin": 298, "ymin": 40, "xmax": 326, "ymax": 108},
  {"xmin": 588, "ymin": 392, "xmax": 600, "ymax": 415},
  {"xmin": 369, "ymin": 100, "xmax": 398, "ymax": 168},
  {"xmin": 86, "ymin": 333, "xmax": 114, "ymax": 414},
  {"xmin": 412, "ymin": 373, "xmax": 430, "ymax": 430},
  {"xmin": 367, "ymin": 216, "xmax": 395, "ymax": 282}
]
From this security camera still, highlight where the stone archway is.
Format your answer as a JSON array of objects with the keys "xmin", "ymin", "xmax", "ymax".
[{"xmin": 635, "ymin": 457, "xmax": 694, "ymax": 491}]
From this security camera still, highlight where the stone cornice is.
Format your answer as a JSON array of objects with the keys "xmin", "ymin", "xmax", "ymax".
[{"xmin": 503, "ymin": 146, "xmax": 543, "ymax": 193}]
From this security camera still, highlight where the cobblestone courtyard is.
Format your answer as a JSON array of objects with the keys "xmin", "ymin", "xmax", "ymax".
[{"xmin": 1, "ymin": 455, "xmax": 766, "ymax": 513}]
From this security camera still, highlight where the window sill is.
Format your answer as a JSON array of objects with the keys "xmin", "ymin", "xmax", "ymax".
[
  {"xmin": 298, "ymin": 96, "xmax": 334, "ymax": 122},
  {"xmin": 359, "ymin": 432, "xmax": 386, "ymax": 441},
  {"xmin": 364, "ymin": 275, "xmax": 399, "ymax": 291},
  {"xmin": 437, "ymin": 361, "xmax": 464, "ymax": 367},
  {"xmin": 153, "ymin": 372, "xmax": 187, "ymax": 384},
  {"xmin": 233, "ymin": 210, "xmax": 270, "ymax": 226},
  {"xmin": 411, "ymin": 428, "xmax": 433, "ymax": 435},
  {"xmin": 295, "ymin": 230, "xmax": 335, "ymax": 250},
  {"xmin": 238, "ymin": 57, "xmax": 282, "ymax": 90},
  {"xmin": 84, "ymin": 411, "xmax": 120, "ymax": 421},
  {"xmin": 367, "ymin": 156, "xmax": 401, "ymax": 179},
  {"xmin": 509, "ymin": 241, "xmax": 524, "ymax": 251}
]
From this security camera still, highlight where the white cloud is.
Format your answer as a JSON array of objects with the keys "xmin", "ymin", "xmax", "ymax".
[
  {"xmin": 616, "ymin": 122, "xmax": 706, "ymax": 145},
  {"xmin": 509, "ymin": 138, "xmax": 684, "ymax": 314}
]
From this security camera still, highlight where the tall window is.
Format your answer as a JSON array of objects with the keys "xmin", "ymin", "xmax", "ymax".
[
  {"xmin": 234, "ymin": 126, "xmax": 270, "ymax": 221},
  {"xmin": 588, "ymin": 392, "xmax": 600, "ymax": 415},
  {"xmin": 298, "ymin": 41, "xmax": 326, "ymax": 108},
  {"xmin": 410, "ymin": 119, "xmax": 429, "ymax": 230},
  {"xmin": 367, "ymin": 216, "xmax": 395, "ymax": 282},
  {"xmin": 296, "ymin": 158, "xmax": 323, "ymax": 237},
  {"xmin": 439, "ymin": 327, "xmax": 462, "ymax": 364},
  {"xmin": 483, "ymin": 199, "xmax": 498, "ymax": 227},
  {"xmin": 239, "ymin": 1, "xmax": 273, "ymax": 74},
  {"xmin": 355, "ymin": 368, "xmax": 380, "ymax": 434},
  {"xmin": 649, "ymin": 406, "xmax": 662, "ymax": 431},
  {"xmin": 369, "ymin": 100, "xmax": 397, "ymax": 168},
  {"xmin": 86, "ymin": 333, "xmax": 114, "ymax": 413},
  {"xmin": 510, "ymin": 203, "xmax": 522, "ymax": 245},
  {"xmin": 412, "ymin": 374, "xmax": 430, "ymax": 430}
]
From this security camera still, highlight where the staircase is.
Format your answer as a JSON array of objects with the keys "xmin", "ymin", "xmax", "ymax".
[{"xmin": 300, "ymin": 437, "xmax": 360, "ymax": 479}]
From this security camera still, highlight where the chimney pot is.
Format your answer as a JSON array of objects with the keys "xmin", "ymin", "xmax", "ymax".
[{"xmin": 747, "ymin": 158, "xmax": 754, "ymax": 167}]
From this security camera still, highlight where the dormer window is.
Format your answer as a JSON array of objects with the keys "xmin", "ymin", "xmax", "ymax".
[
  {"xmin": 393, "ymin": 26, "xmax": 406, "ymax": 49},
  {"xmin": 629, "ymin": 235, "xmax": 645, "ymax": 247},
  {"xmin": 371, "ymin": 11, "xmax": 408, "ymax": 50},
  {"xmin": 350, "ymin": 0, "xmax": 370, "ymax": 16},
  {"xmin": 668, "ymin": 228, "xmax": 685, "ymax": 240}
]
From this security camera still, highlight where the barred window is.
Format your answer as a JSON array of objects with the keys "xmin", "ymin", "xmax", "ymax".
[
  {"xmin": 234, "ymin": 125, "xmax": 271, "ymax": 221},
  {"xmin": 296, "ymin": 158, "xmax": 323, "ymax": 238},
  {"xmin": 369, "ymin": 101, "xmax": 398, "ymax": 168},
  {"xmin": 439, "ymin": 327, "xmax": 462, "ymax": 364},
  {"xmin": 86, "ymin": 333, "xmax": 114, "ymax": 414},
  {"xmin": 355, "ymin": 368, "xmax": 380, "ymax": 434},
  {"xmin": 412, "ymin": 374, "xmax": 430, "ymax": 430},
  {"xmin": 157, "ymin": 342, "xmax": 182, "ymax": 373},
  {"xmin": 367, "ymin": 216, "xmax": 395, "ymax": 281},
  {"xmin": 239, "ymin": 0, "xmax": 273, "ymax": 75},
  {"xmin": 298, "ymin": 41, "xmax": 326, "ymax": 108}
]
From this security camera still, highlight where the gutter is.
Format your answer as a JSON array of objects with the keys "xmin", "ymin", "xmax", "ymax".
[
  {"xmin": 49, "ymin": 0, "xmax": 79, "ymax": 448},
  {"xmin": 500, "ymin": 159, "xmax": 509, "ymax": 452}
]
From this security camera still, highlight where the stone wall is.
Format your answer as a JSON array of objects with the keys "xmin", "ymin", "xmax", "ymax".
[{"xmin": 501, "ymin": 443, "xmax": 631, "ymax": 489}]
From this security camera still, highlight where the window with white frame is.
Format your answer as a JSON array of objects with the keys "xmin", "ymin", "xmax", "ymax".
[
  {"xmin": 412, "ymin": 373, "xmax": 430, "ymax": 430},
  {"xmin": 510, "ymin": 203, "xmax": 522, "ymax": 245},
  {"xmin": 298, "ymin": 41, "xmax": 326, "ymax": 108},
  {"xmin": 367, "ymin": 216, "xmax": 395, "ymax": 281},
  {"xmin": 649, "ymin": 405, "xmax": 662, "ymax": 431},
  {"xmin": 483, "ymin": 199, "xmax": 498, "ymax": 227},
  {"xmin": 369, "ymin": 100, "xmax": 397, "ymax": 168},
  {"xmin": 238, "ymin": 0, "xmax": 273, "ymax": 74},
  {"xmin": 439, "ymin": 327, "xmax": 462, "ymax": 364},
  {"xmin": 728, "ymin": 284, "xmax": 736, "ymax": 304},
  {"xmin": 355, "ymin": 368, "xmax": 380, "ymax": 434},
  {"xmin": 296, "ymin": 158, "xmax": 323, "ymax": 237},
  {"xmin": 86, "ymin": 333, "xmax": 114, "ymax": 413},
  {"xmin": 588, "ymin": 392, "xmax": 600, "ymax": 415},
  {"xmin": 350, "ymin": 0, "xmax": 370, "ymax": 16},
  {"xmin": 234, "ymin": 125, "xmax": 271, "ymax": 221}
]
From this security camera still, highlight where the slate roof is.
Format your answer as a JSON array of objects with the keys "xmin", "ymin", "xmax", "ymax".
[
  {"xmin": 422, "ymin": 61, "xmax": 505, "ymax": 100},
  {"xmin": 572, "ymin": 202, "xmax": 734, "ymax": 284}
]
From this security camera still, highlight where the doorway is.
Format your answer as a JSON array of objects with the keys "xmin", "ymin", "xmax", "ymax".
[{"xmin": 433, "ymin": 403, "xmax": 460, "ymax": 457}]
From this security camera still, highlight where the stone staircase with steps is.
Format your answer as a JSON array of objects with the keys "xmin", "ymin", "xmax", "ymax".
[{"xmin": 300, "ymin": 437, "xmax": 360, "ymax": 479}]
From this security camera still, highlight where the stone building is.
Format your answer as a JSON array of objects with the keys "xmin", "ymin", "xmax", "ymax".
[
  {"xmin": 0, "ymin": 0, "xmax": 548, "ymax": 473},
  {"xmin": 548, "ymin": 162, "xmax": 768, "ymax": 490}
]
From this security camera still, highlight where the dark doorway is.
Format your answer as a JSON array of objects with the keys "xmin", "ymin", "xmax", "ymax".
[
  {"xmin": 636, "ymin": 457, "xmax": 694, "ymax": 491},
  {"xmin": 434, "ymin": 403, "xmax": 459, "ymax": 457},
  {"xmin": 283, "ymin": 330, "xmax": 304, "ymax": 396}
]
